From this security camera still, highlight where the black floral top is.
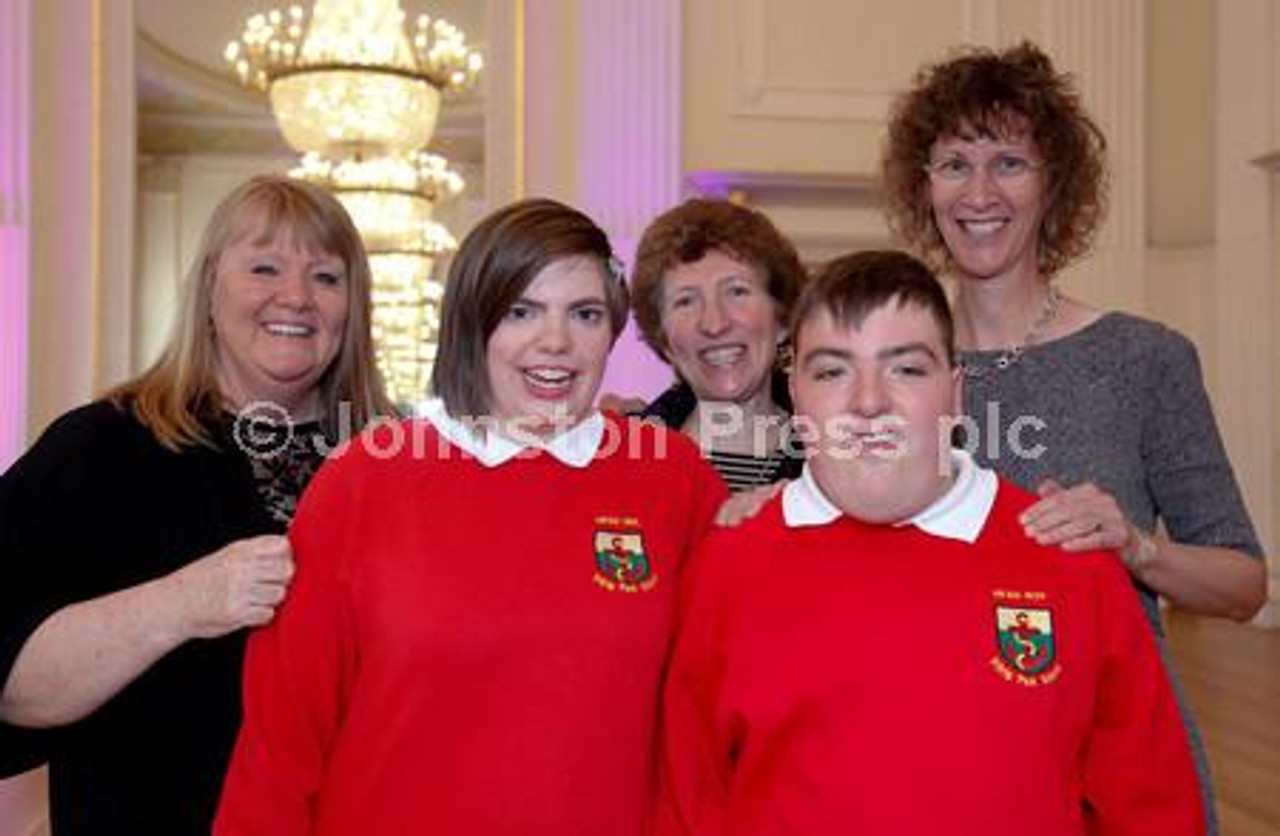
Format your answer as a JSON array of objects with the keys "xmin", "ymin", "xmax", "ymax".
[{"xmin": 232, "ymin": 418, "xmax": 330, "ymax": 525}]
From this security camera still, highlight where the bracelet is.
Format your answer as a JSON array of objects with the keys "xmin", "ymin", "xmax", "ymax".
[{"xmin": 1120, "ymin": 528, "xmax": 1158, "ymax": 573}]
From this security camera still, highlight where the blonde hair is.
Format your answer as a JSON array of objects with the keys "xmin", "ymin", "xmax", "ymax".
[{"xmin": 108, "ymin": 175, "xmax": 394, "ymax": 449}]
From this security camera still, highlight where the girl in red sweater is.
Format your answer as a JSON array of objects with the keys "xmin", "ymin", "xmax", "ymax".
[{"xmin": 216, "ymin": 199, "xmax": 726, "ymax": 835}]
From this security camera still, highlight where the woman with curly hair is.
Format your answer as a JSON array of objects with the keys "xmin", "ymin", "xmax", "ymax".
[{"xmin": 882, "ymin": 41, "xmax": 1266, "ymax": 834}]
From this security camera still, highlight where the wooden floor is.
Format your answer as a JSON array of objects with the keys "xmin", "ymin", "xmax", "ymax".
[{"xmin": 1166, "ymin": 610, "xmax": 1280, "ymax": 836}]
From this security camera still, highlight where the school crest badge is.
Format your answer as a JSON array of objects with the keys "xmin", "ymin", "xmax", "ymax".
[
  {"xmin": 996, "ymin": 606, "xmax": 1055, "ymax": 674},
  {"xmin": 592, "ymin": 517, "xmax": 656, "ymax": 593},
  {"xmin": 988, "ymin": 602, "xmax": 1062, "ymax": 687}
]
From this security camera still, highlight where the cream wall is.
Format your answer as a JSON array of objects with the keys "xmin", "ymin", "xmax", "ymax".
[
  {"xmin": 1148, "ymin": 0, "xmax": 1214, "ymax": 249},
  {"xmin": 1213, "ymin": 0, "xmax": 1277, "ymax": 626},
  {"xmin": 685, "ymin": 0, "xmax": 998, "ymax": 179},
  {"xmin": 1273, "ymin": 8, "xmax": 1280, "ymax": 627}
]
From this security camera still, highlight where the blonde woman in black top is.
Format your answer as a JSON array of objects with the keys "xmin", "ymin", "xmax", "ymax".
[{"xmin": 0, "ymin": 175, "xmax": 391, "ymax": 834}]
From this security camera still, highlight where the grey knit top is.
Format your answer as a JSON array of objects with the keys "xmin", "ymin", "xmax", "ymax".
[{"xmin": 959, "ymin": 312, "xmax": 1263, "ymax": 624}]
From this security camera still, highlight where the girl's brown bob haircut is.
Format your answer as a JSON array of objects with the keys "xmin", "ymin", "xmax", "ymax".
[{"xmin": 430, "ymin": 198, "xmax": 628, "ymax": 419}]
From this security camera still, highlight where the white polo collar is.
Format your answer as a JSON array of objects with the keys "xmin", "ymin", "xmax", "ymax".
[
  {"xmin": 782, "ymin": 449, "xmax": 998, "ymax": 543},
  {"xmin": 421, "ymin": 397, "xmax": 604, "ymax": 469}
]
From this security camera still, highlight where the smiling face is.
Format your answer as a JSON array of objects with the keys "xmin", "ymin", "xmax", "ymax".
[
  {"xmin": 927, "ymin": 127, "xmax": 1049, "ymax": 284},
  {"xmin": 484, "ymin": 255, "xmax": 614, "ymax": 438},
  {"xmin": 659, "ymin": 248, "xmax": 783, "ymax": 408},
  {"xmin": 210, "ymin": 229, "xmax": 349, "ymax": 416},
  {"xmin": 790, "ymin": 300, "xmax": 960, "ymax": 524}
]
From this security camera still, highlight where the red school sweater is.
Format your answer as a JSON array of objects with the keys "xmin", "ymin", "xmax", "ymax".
[
  {"xmin": 215, "ymin": 415, "xmax": 726, "ymax": 836},
  {"xmin": 657, "ymin": 479, "xmax": 1203, "ymax": 836}
]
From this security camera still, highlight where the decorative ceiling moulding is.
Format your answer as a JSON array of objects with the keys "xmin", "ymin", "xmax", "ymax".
[
  {"xmin": 137, "ymin": 113, "xmax": 292, "ymax": 157},
  {"xmin": 137, "ymin": 29, "xmax": 267, "ymax": 113},
  {"xmin": 686, "ymin": 169, "xmax": 879, "ymax": 204},
  {"xmin": 733, "ymin": 0, "xmax": 998, "ymax": 123},
  {"xmin": 136, "ymin": 155, "xmax": 185, "ymax": 192},
  {"xmin": 137, "ymin": 28, "xmax": 282, "ymax": 156},
  {"xmin": 139, "ymin": 99, "xmax": 483, "ymax": 160}
]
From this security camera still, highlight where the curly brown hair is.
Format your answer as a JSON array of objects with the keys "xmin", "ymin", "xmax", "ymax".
[
  {"xmin": 631, "ymin": 198, "xmax": 806, "ymax": 360},
  {"xmin": 881, "ymin": 41, "xmax": 1107, "ymax": 277}
]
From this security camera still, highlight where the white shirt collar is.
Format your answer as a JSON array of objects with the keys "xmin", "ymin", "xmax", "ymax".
[
  {"xmin": 782, "ymin": 450, "xmax": 998, "ymax": 543},
  {"xmin": 420, "ymin": 397, "xmax": 604, "ymax": 469}
]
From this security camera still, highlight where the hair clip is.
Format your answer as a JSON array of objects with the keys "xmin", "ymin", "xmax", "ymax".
[{"xmin": 607, "ymin": 255, "xmax": 627, "ymax": 284}]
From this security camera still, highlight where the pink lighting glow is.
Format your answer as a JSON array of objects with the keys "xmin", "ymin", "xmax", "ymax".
[
  {"xmin": 0, "ymin": 0, "xmax": 31, "ymax": 470},
  {"xmin": 575, "ymin": 0, "xmax": 680, "ymax": 404}
]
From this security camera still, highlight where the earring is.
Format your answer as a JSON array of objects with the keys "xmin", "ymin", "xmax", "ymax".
[{"xmin": 774, "ymin": 342, "xmax": 794, "ymax": 370}]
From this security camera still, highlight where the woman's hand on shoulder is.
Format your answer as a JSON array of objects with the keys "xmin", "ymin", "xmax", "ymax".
[
  {"xmin": 715, "ymin": 481, "xmax": 786, "ymax": 527},
  {"xmin": 163, "ymin": 535, "xmax": 295, "ymax": 640},
  {"xmin": 1020, "ymin": 479, "xmax": 1133, "ymax": 555}
]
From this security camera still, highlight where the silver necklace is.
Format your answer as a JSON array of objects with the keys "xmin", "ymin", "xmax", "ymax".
[
  {"xmin": 961, "ymin": 284, "xmax": 1062, "ymax": 378},
  {"xmin": 752, "ymin": 444, "xmax": 785, "ymax": 486}
]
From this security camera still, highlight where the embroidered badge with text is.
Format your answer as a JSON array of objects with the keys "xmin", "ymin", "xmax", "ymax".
[
  {"xmin": 592, "ymin": 516, "xmax": 657, "ymax": 593},
  {"xmin": 988, "ymin": 589, "xmax": 1062, "ymax": 687}
]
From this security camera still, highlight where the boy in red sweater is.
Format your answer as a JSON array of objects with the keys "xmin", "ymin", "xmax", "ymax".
[{"xmin": 656, "ymin": 250, "xmax": 1203, "ymax": 835}]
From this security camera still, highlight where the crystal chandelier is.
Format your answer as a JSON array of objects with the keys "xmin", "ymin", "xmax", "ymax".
[{"xmin": 227, "ymin": 0, "xmax": 482, "ymax": 405}]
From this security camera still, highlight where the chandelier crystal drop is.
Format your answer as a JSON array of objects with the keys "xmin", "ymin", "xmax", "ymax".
[
  {"xmin": 228, "ymin": 0, "xmax": 481, "ymax": 407},
  {"xmin": 290, "ymin": 151, "xmax": 464, "ymax": 200},
  {"xmin": 368, "ymin": 252, "xmax": 443, "ymax": 404},
  {"xmin": 290, "ymin": 152, "xmax": 462, "ymax": 253}
]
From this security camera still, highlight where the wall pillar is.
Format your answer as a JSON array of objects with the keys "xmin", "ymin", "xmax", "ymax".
[
  {"xmin": 0, "ymin": 0, "xmax": 41, "ymax": 828},
  {"xmin": 1217, "ymin": 0, "xmax": 1277, "ymax": 626},
  {"xmin": 1039, "ymin": 0, "xmax": 1147, "ymax": 315},
  {"xmin": 1, "ymin": 1, "xmax": 136, "ymax": 829},
  {"xmin": 517, "ymin": 0, "xmax": 680, "ymax": 398},
  {"xmin": 0, "ymin": 0, "xmax": 32, "ymax": 472},
  {"xmin": 25, "ymin": 0, "xmax": 135, "ymax": 439}
]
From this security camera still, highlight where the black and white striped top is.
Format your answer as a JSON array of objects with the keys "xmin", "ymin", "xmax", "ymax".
[{"xmin": 706, "ymin": 448, "xmax": 790, "ymax": 493}]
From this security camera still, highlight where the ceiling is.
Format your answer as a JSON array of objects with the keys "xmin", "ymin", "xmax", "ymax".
[{"xmin": 135, "ymin": 0, "xmax": 488, "ymax": 161}]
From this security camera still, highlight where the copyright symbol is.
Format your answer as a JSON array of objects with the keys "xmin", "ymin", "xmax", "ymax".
[{"xmin": 233, "ymin": 400, "xmax": 294, "ymax": 460}]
